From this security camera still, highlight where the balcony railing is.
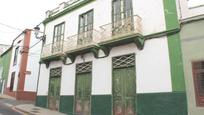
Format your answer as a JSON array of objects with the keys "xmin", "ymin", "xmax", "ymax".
[
  {"xmin": 47, "ymin": 0, "xmax": 86, "ymax": 17},
  {"xmin": 100, "ymin": 15, "xmax": 142, "ymax": 42},
  {"xmin": 41, "ymin": 40, "xmax": 64, "ymax": 58},
  {"xmin": 41, "ymin": 15, "xmax": 142, "ymax": 58},
  {"xmin": 64, "ymin": 30, "xmax": 101, "ymax": 52}
]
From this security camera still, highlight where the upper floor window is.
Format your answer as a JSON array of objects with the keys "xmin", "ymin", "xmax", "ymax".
[
  {"xmin": 13, "ymin": 47, "xmax": 19, "ymax": 66},
  {"xmin": 112, "ymin": 0, "xmax": 132, "ymax": 23},
  {"xmin": 78, "ymin": 10, "xmax": 93, "ymax": 45},
  {"xmin": 53, "ymin": 22, "xmax": 65, "ymax": 43},
  {"xmin": 52, "ymin": 22, "xmax": 65, "ymax": 53},
  {"xmin": 188, "ymin": 0, "xmax": 204, "ymax": 8},
  {"xmin": 112, "ymin": 0, "xmax": 133, "ymax": 35},
  {"xmin": 192, "ymin": 61, "xmax": 204, "ymax": 107}
]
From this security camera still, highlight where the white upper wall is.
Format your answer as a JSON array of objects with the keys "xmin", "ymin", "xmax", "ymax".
[
  {"xmin": 44, "ymin": 0, "xmax": 166, "ymax": 44},
  {"xmin": 178, "ymin": 0, "xmax": 204, "ymax": 19},
  {"xmin": 37, "ymin": 37, "xmax": 172, "ymax": 95}
]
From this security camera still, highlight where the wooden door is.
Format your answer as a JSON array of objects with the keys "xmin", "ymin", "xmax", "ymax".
[
  {"xmin": 48, "ymin": 67, "xmax": 61, "ymax": 110},
  {"xmin": 75, "ymin": 73, "xmax": 91, "ymax": 115},
  {"xmin": 112, "ymin": 54, "xmax": 136, "ymax": 115},
  {"xmin": 10, "ymin": 72, "xmax": 15, "ymax": 91},
  {"xmin": 75, "ymin": 62, "xmax": 92, "ymax": 115},
  {"xmin": 48, "ymin": 77, "xmax": 60, "ymax": 110}
]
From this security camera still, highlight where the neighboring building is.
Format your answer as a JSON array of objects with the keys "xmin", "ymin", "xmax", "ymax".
[
  {"xmin": 5, "ymin": 29, "xmax": 42, "ymax": 101},
  {"xmin": 0, "ymin": 44, "xmax": 10, "ymax": 55},
  {"xmin": 178, "ymin": 0, "xmax": 204, "ymax": 114},
  {"xmin": 0, "ymin": 47, "xmax": 12, "ymax": 93},
  {"xmin": 36, "ymin": 0, "xmax": 187, "ymax": 114}
]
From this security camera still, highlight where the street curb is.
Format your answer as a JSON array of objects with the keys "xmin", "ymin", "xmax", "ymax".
[{"xmin": 12, "ymin": 106, "xmax": 35, "ymax": 115}]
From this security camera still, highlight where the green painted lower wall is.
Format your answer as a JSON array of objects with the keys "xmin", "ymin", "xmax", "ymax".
[
  {"xmin": 137, "ymin": 92, "xmax": 187, "ymax": 115},
  {"xmin": 35, "ymin": 96, "xmax": 47, "ymax": 108},
  {"xmin": 36, "ymin": 92, "xmax": 187, "ymax": 115},
  {"xmin": 59, "ymin": 95, "xmax": 74, "ymax": 115},
  {"xmin": 91, "ymin": 95, "xmax": 112, "ymax": 115}
]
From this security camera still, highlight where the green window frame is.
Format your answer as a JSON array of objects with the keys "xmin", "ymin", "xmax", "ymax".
[
  {"xmin": 52, "ymin": 22, "xmax": 65, "ymax": 53},
  {"xmin": 78, "ymin": 10, "xmax": 94, "ymax": 45},
  {"xmin": 53, "ymin": 22, "xmax": 65, "ymax": 43},
  {"xmin": 112, "ymin": 0, "xmax": 133, "ymax": 26}
]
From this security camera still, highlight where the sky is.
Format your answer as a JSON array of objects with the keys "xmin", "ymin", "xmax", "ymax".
[
  {"xmin": 0, "ymin": 0, "xmax": 65, "ymax": 45},
  {"xmin": 0, "ymin": 0, "xmax": 204, "ymax": 45}
]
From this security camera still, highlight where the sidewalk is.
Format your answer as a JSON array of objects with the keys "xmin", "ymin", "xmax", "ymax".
[
  {"xmin": 0, "ymin": 94, "xmax": 65, "ymax": 115},
  {"xmin": 14, "ymin": 104, "xmax": 66, "ymax": 115},
  {"xmin": 0, "ymin": 94, "xmax": 15, "ymax": 100}
]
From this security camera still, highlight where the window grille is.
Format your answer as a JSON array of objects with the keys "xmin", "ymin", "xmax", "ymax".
[
  {"xmin": 50, "ymin": 67, "xmax": 62, "ymax": 77},
  {"xmin": 76, "ymin": 62, "xmax": 92, "ymax": 74},
  {"xmin": 113, "ymin": 54, "xmax": 135, "ymax": 69}
]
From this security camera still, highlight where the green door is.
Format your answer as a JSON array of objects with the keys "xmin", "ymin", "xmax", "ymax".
[
  {"xmin": 112, "ymin": 54, "xmax": 136, "ymax": 115},
  {"xmin": 48, "ymin": 77, "xmax": 61, "ymax": 110},
  {"xmin": 75, "ymin": 73, "xmax": 91, "ymax": 115},
  {"xmin": 48, "ymin": 67, "xmax": 61, "ymax": 110}
]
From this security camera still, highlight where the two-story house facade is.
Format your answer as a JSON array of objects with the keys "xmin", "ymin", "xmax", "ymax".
[
  {"xmin": 5, "ymin": 29, "xmax": 42, "ymax": 101},
  {"xmin": 36, "ymin": 0, "xmax": 187, "ymax": 114}
]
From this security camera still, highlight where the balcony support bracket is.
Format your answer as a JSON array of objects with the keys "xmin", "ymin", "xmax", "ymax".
[
  {"xmin": 39, "ymin": 60, "xmax": 50, "ymax": 68},
  {"xmin": 91, "ymin": 46, "xmax": 110, "ymax": 58},
  {"xmin": 62, "ymin": 54, "xmax": 76, "ymax": 65},
  {"xmin": 90, "ymin": 47, "xmax": 99, "ymax": 58},
  {"xmin": 133, "ymin": 36, "xmax": 145, "ymax": 50}
]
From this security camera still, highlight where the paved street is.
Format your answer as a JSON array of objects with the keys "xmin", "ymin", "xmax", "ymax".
[
  {"xmin": 0, "ymin": 97, "xmax": 33, "ymax": 115},
  {"xmin": 0, "ymin": 100, "xmax": 22, "ymax": 115},
  {"xmin": 0, "ymin": 96, "xmax": 65, "ymax": 115}
]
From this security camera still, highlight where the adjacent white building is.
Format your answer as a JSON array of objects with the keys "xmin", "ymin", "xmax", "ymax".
[
  {"xmin": 178, "ymin": 0, "xmax": 204, "ymax": 115},
  {"xmin": 5, "ymin": 29, "xmax": 42, "ymax": 101}
]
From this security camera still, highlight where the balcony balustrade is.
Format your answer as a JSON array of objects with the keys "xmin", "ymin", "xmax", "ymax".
[
  {"xmin": 41, "ymin": 40, "xmax": 64, "ymax": 58},
  {"xmin": 47, "ymin": 0, "xmax": 86, "ymax": 17},
  {"xmin": 63, "ymin": 29, "xmax": 101, "ymax": 53},
  {"xmin": 100, "ymin": 15, "xmax": 142, "ymax": 42},
  {"xmin": 41, "ymin": 15, "xmax": 142, "ymax": 59}
]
